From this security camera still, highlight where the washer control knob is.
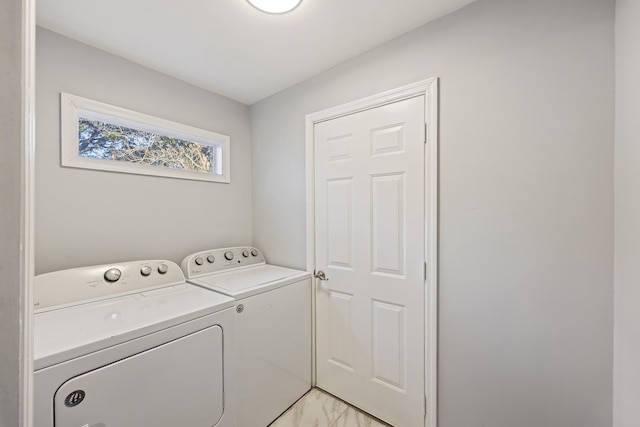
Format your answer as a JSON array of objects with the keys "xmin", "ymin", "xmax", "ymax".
[
  {"xmin": 195, "ymin": 256, "xmax": 204, "ymax": 266},
  {"xmin": 140, "ymin": 266, "xmax": 152, "ymax": 276},
  {"xmin": 242, "ymin": 249, "xmax": 250, "ymax": 258},
  {"xmin": 104, "ymin": 268, "xmax": 122, "ymax": 283},
  {"xmin": 207, "ymin": 255, "xmax": 216, "ymax": 263},
  {"xmin": 251, "ymin": 249, "xmax": 258, "ymax": 257},
  {"xmin": 224, "ymin": 251, "xmax": 234, "ymax": 261},
  {"xmin": 157, "ymin": 263, "xmax": 169, "ymax": 274}
]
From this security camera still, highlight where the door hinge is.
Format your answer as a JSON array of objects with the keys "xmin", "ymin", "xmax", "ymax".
[
  {"xmin": 424, "ymin": 262, "xmax": 428, "ymax": 280},
  {"xmin": 424, "ymin": 396, "xmax": 428, "ymax": 416},
  {"xmin": 424, "ymin": 123, "xmax": 427, "ymax": 144}
]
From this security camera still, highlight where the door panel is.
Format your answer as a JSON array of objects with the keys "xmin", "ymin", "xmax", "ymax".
[
  {"xmin": 372, "ymin": 299, "xmax": 406, "ymax": 391},
  {"xmin": 327, "ymin": 290, "xmax": 356, "ymax": 371},
  {"xmin": 315, "ymin": 95, "xmax": 425, "ymax": 427},
  {"xmin": 327, "ymin": 178, "xmax": 354, "ymax": 269},
  {"xmin": 371, "ymin": 173, "xmax": 405, "ymax": 276}
]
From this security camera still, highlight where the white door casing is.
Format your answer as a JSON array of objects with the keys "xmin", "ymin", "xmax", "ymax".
[
  {"xmin": 306, "ymin": 78, "xmax": 438, "ymax": 427},
  {"xmin": 22, "ymin": 0, "xmax": 37, "ymax": 425}
]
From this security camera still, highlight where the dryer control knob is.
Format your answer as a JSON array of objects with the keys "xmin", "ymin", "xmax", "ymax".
[
  {"xmin": 195, "ymin": 256, "xmax": 204, "ymax": 266},
  {"xmin": 157, "ymin": 263, "xmax": 169, "ymax": 274},
  {"xmin": 207, "ymin": 255, "xmax": 216, "ymax": 263},
  {"xmin": 251, "ymin": 249, "xmax": 258, "ymax": 257},
  {"xmin": 104, "ymin": 268, "xmax": 122, "ymax": 283},
  {"xmin": 224, "ymin": 251, "xmax": 234, "ymax": 261},
  {"xmin": 140, "ymin": 266, "xmax": 152, "ymax": 276},
  {"xmin": 242, "ymin": 250, "xmax": 249, "ymax": 258}
]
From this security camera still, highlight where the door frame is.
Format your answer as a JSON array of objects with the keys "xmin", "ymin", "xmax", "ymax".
[
  {"xmin": 21, "ymin": 0, "xmax": 36, "ymax": 426},
  {"xmin": 304, "ymin": 78, "xmax": 439, "ymax": 427}
]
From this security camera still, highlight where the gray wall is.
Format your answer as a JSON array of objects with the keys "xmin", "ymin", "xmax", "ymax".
[
  {"xmin": 613, "ymin": 1, "xmax": 640, "ymax": 426},
  {"xmin": 36, "ymin": 28, "xmax": 253, "ymax": 274},
  {"xmin": 251, "ymin": 0, "xmax": 615, "ymax": 426},
  {"xmin": 0, "ymin": 0, "xmax": 25, "ymax": 426}
]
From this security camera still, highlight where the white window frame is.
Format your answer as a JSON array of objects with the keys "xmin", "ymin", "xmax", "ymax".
[{"xmin": 60, "ymin": 93, "xmax": 231, "ymax": 183}]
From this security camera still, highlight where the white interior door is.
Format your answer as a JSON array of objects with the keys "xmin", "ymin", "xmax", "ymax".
[{"xmin": 314, "ymin": 95, "xmax": 426, "ymax": 427}]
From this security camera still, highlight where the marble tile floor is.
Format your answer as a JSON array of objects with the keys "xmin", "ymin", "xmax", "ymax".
[{"xmin": 268, "ymin": 388, "xmax": 392, "ymax": 427}]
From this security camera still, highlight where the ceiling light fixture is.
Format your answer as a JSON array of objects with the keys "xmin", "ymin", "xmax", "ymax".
[{"xmin": 247, "ymin": 0, "xmax": 302, "ymax": 14}]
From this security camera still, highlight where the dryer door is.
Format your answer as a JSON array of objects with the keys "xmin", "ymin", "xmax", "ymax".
[{"xmin": 54, "ymin": 325, "xmax": 224, "ymax": 427}]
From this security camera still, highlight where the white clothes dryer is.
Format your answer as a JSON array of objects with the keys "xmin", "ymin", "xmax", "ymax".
[
  {"xmin": 33, "ymin": 259, "xmax": 235, "ymax": 427},
  {"xmin": 181, "ymin": 247, "xmax": 312, "ymax": 427}
]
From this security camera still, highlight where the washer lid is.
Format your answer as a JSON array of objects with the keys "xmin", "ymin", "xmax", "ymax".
[
  {"xmin": 187, "ymin": 264, "xmax": 311, "ymax": 299},
  {"xmin": 34, "ymin": 284, "xmax": 233, "ymax": 370}
]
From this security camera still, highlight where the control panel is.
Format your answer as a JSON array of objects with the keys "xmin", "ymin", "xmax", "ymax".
[
  {"xmin": 34, "ymin": 260, "xmax": 186, "ymax": 311},
  {"xmin": 181, "ymin": 247, "xmax": 266, "ymax": 279}
]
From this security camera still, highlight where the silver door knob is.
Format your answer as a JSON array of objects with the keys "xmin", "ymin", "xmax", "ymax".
[{"xmin": 314, "ymin": 270, "xmax": 329, "ymax": 281}]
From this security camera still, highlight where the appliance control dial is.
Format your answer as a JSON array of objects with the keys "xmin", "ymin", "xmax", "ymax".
[
  {"xmin": 224, "ymin": 251, "xmax": 234, "ymax": 261},
  {"xmin": 104, "ymin": 268, "xmax": 122, "ymax": 283},
  {"xmin": 207, "ymin": 255, "xmax": 215, "ymax": 263},
  {"xmin": 251, "ymin": 249, "xmax": 258, "ymax": 257},
  {"xmin": 195, "ymin": 256, "xmax": 204, "ymax": 266},
  {"xmin": 157, "ymin": 263, "xmax": 169, "ymax": 274},
  {"xmin": 140, "ymin": 266, "xmax": 152, "ymax": 276},
  {"xmin": 242, "ymin": 249, "xmax": 249, "ymax": 258}
]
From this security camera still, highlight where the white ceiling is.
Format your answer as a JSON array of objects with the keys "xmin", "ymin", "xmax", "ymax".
[{"xmin": 37, "ymin": 0, "xmax": 475, "ymax": 105}]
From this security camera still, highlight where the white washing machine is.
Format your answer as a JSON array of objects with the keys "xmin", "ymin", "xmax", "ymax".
[
  {"xmin": 181, "ymin": 247, "xmax": 312, "ymax": 427},
  {"xmin": 33, "ymin": 259, "xmax": 236, "ymax": 427}
]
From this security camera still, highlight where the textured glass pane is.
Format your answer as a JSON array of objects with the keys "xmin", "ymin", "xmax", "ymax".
[{"xmin": 78, "ymin": 118, "xmax": 215, "ymax": 173}]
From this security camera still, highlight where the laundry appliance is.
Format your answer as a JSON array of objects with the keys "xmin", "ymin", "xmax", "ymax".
[
  {"xmin": 33, "ymin": 259, "xmax": 236, "ymax": 427},
  {"xmin": 181, "ymin": 246, "xmax": 312, "ymax": 427}
]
